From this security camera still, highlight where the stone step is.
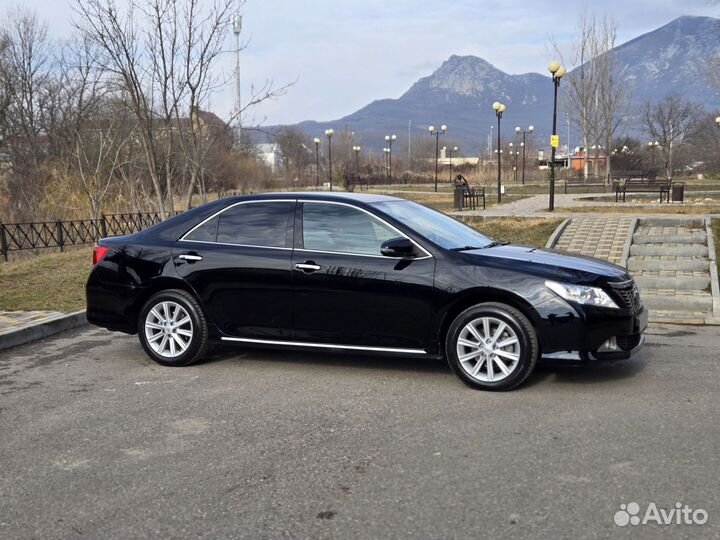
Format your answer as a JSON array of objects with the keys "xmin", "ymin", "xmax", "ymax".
[
  {"xmin": 638, "ymin": 217, "xmax": 705, "ymax": 228},
  {"xmin": 635, "ymin": 274, "xmax": 710, "ymax": 291},
  {"xmin": 642, "ymin": 291, "xmax": 714, "ymax": 313},
  {"xmin": 629, "ymin": 244, "xmax": 708, "ymax": 257},
  {"xmin": 627, "ymin": 257, "xmax": 710, "ymax": 272},
  {"xmin": 633, "ymin": 233, "xmax": 707, "ymax": 244}
]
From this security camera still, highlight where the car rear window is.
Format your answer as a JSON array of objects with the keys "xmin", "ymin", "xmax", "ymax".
[
  {"xmin": 184, "ymin": 216, "xmax": 218, "ymax": 242},
  {"xmin": 216, "ymin": 201, "xmax": 293, "ymax": 247}
]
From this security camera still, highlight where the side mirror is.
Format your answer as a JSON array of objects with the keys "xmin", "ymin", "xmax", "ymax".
[{"xmin": 381, "ymin": 237, "xmax": 415, "ymax": 257}]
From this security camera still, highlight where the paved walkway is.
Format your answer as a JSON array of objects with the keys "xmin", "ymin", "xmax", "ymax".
[
  {"xmin": 552, "ymin": 216, "xmax": 633, "ymax": 265},
  {"xmin": 0, "ymin": 311, "xmax": 68, "ymax": 335}
]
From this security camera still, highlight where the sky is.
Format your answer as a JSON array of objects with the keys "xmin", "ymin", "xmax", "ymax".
[{"xmin": 14, "ymin": 0, "xmax": 718, "ymax": 126}]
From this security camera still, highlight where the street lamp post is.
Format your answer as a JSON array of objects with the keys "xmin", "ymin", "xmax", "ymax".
[
  {"xmin": 313, "ymin": 138, "xmax": 321, "ymax": 187},
  {"xmin": 509, "ymin": 142, "xmax": 516, "ymax": 182},
  {"xmin": 492, "ymin": 101, "xmax": 506, "ymax": 203},
  {"xmin": 515, "ymin": 125, "xmax": 534, "ymax": 185},
  {"xmin": 429, "ymin": 125, "xmax": 447, "ymax": 192},
  {"xmin": 547, "ymin": 60, "xmax": 566, "ymax": 212},
  {"xmin": 352, "ymin": 145, "xmax": 361, "ymax": 189},
  {"xmin": 384, "ymin": 134, "xmax": 397, "ymax": 184},
  {"xmin": 383, "ymin": 148, "xmax": 390, "ymax": 182},
  {"xmin": 448, "ymin": 146, "xmax": 458, "ymax": 182},
  {"xmin": 325, "ymin": 128, "xmax": 334, "ymax": 191},
  {"xmin": 647, "ymin": 141, "xmax": 660, "ymax": 170}
]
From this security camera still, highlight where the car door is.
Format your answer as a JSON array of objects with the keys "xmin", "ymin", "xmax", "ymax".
[
  {"xmin": 292, "ymin": 200, "xmax": 436, "ymax": 351},
  {"xmin": 174, "ymin": 199, "xmax": 295, "ymax": 339}
]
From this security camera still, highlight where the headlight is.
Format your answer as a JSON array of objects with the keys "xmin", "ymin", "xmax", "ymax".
[{"xmin": 545, "ymin": 280, "xmax": 619, "ymax": 309}]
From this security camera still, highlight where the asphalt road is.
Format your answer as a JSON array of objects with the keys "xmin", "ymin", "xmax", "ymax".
[{"xmin": 1, "ymin": 324, "xmax": 719, "ymax": 539}]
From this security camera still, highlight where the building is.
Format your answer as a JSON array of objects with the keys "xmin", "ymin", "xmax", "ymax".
[
  {"xmin": 255, "ymin": 143, "xmax": 281, "ymax": 172},
  {"xmin": 570, "ymin": 146, "xmax": 607, "ymax": 172}
]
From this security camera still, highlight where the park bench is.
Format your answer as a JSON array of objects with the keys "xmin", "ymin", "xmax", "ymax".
[
  {"xmin": 610, "ymin": 170, "xmax": 651, "ymax": 192},
  {"xmin": 615, "ymin": 174, "xmax": 671, "ymax": 203},
  {"xmin": 564, "ymin": 175, "xmax": 606, "ymax": 193},
  {"xmin": 453, "ymin": 175, "xmax": 486, "ymax": 211}
]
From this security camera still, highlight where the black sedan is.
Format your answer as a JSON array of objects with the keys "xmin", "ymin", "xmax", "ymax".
[{"xmin": 86, "ymin": 192, "xmax": 647, "ymax": 391}]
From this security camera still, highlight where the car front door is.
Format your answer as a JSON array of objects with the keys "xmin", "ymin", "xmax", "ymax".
[
  {"xmin": 174, "ymin": 199, "xmax": 295, "ymax": 339},
  {"xmin": 291, "ymin": 200, "xmax": 436, "ymax": 351}
]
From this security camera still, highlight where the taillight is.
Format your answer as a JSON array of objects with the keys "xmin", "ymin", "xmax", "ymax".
[{"xmin": 92, "ymin": 245, "xmax": 109, "ymax": 265}]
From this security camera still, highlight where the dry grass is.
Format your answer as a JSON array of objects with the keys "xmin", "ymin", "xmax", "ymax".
[
  {"xmin": 463, "ymin": 217, "xmax": 562, "ymax": 247},
  {"xmin": 556, "ymin": 205, "xmax": 720, "ymax": 215},
  {"xmin": 0, "ymin": 246, "xmax": 91, "ymax": 312},
  {"xmin": 713, "ymin": 219, "xmax": 720, "ymax": 279}
]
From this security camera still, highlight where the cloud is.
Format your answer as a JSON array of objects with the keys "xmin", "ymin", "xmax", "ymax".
[{"xmin": 14, "ymin": 0, "xmax": 718, "ymax": 125}]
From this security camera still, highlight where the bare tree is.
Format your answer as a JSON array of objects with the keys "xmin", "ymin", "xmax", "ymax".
[
  {"xmin": 71, "ymin": 108, "xmax": 134, "ymax": 223},
  {"xmin": 594, "ymin": 16, "xmax": 631, "ymax": 180},
  {"xmin": 640, "ymin": 95, "xmax": 698, "ymax": 179},
  {"xmin": 275, "ymin": 126, "xmax": 313, "ymax": 182},
  {"xmin": 0, "ymin": 8, "xmax": 54, "ymax": 217},
  {"xmin": 553, "ymin": 10, "xmax": 599, "ymax": 178}
]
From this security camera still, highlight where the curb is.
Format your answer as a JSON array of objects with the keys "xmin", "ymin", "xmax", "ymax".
[
  {"xmin": 620, "ymin": 217, "xmax": 639, "ymax": 269},
  {"xmin": 0, "ymin": 310, "xmax": 88, "ymax": 352},
  {"xmin": 705, "ymin": 217, "xmax": 720, "ymax": 317},
  {"xmin": 545, "ymin": 218, "xmax": 571, "ymax": 249}
]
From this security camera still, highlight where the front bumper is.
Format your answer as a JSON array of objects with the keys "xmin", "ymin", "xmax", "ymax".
[
  {"xmin": 534, "ymin": 294, "xmax": 649, "ymax": 358},
  {"xmin": 589, "ymin": 333, "xmax": 646, "ymax": 360}
]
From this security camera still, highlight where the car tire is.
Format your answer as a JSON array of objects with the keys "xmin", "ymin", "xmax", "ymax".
[
  {"xmin": 445, "ymin": 302, "xmax": 538, "ymax": 391},
  {"xmin": 137, "ymin": 289, "xmax": 209, "ymax": 367}
]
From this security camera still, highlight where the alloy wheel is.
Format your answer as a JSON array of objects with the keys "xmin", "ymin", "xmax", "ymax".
[
  {"xmin": 456, "ymin": 316, "xmax": 521, "ymax": 383},
  {"xmin": 144, "ymin": 301, "xmax": 194, "ymax": 358}
]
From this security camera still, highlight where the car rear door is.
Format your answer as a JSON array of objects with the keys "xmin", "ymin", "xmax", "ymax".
[
  {"xmin": 291, "ymin": 200, "xmax": 435, "ymax": 351},
  {"xmin": 174, "ymin": 199, "xmax": 296, "ymax": 339}
]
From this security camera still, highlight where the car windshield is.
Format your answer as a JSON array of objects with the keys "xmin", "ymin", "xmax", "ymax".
[{"xmin": 372, "ymin": 200, "xmax": 495, "ymax": 250}]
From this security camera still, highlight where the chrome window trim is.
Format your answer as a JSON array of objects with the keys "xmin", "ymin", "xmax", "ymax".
[
  {"xmin": 179, "ymin": 199, "xmax": 295, "ymax": 247},
  {"xmin": 293, "ymin": 247, "xmax": 430, "ymax": 260},
  {"xmin": 177, "ymin": 239, "xmax": 293, "ymax": 251},
  {"xmin": 298, "ymin": 199, "xmax": 434, "ymax": 260},
  {"xmin": 220, "ymin": 336, "xmax": 426, "ymax": 355}
]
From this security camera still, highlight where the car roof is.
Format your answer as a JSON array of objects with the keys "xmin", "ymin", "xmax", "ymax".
[
  {"xmin": 225, "ymin": 192, "xmax": 402, "ymax": 204},
  {"xmin": 129, "ymin": 191, "xmax": 407, "ymax": 243}
]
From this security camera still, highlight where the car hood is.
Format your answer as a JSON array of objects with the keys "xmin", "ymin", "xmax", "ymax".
[{"xmin": 461, "ymin": 244, "xmax": 629, "ymax": 283}]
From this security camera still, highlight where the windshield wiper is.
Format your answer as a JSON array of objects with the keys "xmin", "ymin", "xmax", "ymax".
[
  {"xmin": 482, "ymin": 241, "xmax": 510, "ymax": 248},
  {"xmin": 450, "ymin": 245, "xmax": 485, "ymax": 252}
]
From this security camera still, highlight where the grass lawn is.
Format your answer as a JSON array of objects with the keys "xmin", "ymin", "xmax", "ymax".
[
  {"xmin": 0, "ymin": 247, "xmax": 92, "ymax": 312},
  {"xmin": 713, "ymin": 219, "xmax": 720, "ymax": 278},
  {"xmin": 556, "ymin": 205, "xmax": 720, "ymax": 215},
  {"xmin": 0, "ymin": 217, "xmax": 563, "ymax": 312},
  {"xmin": 463, "ymin": 217, "xmax": 562, "ymax": 247},
  {"xmin": 363, "ymin": 189, "xmax": 529, "ymax": 212}
]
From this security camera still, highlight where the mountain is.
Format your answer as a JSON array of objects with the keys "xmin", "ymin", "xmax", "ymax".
[
  {"xmin": 287, "ymin": 16, "xmax": 720, "ymax": 153},
  {"xmin": 612, "ymin": 16, "xmax": 720, "ymax": 106}
]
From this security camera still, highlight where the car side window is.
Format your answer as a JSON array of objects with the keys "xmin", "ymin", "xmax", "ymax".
[
  {"xmin": 184, "ymin": 216, "xmax": 218, "ymax": 242},
  {"xmin": 215, "ymin": 202, "xmax": 293, "ymax": 247},
  {"xmin": 302, "ymin": 202, "xmax": 398, "ymax": 256}
]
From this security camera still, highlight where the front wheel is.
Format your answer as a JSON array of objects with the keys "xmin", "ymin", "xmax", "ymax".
[
  {"xmin": 138, "ymin": 289, "xmax": 209, "ymax": 366},
  {"xmin": 445, "ymin": 302, "xmax": 538, "ymax": 391}
]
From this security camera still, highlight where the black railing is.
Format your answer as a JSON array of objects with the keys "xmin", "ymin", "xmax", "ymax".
[{"xmin": 0, "ymin": 212, "xmax": 173, "ymax": 261}]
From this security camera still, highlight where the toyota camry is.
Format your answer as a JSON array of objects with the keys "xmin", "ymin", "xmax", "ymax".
[{"xmin": 86, "ymin": 193, "xmax": 647, "ymax": 391}]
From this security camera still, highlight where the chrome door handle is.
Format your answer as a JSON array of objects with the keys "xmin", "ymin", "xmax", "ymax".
[
  {"xmin": 295, "ymin": 263, "xmax": 321, "ymax": 272},
  {"xmin": 179, "ymin": 254, "xmax": 203, "ymax": 261}
]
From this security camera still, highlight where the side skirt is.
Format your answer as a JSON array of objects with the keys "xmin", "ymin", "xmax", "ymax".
[{"xmin": 220, "ymin": 336, "xmax": 427, "ymax": 355}]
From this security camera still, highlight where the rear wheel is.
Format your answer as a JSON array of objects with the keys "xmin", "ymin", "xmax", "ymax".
[
  {"xmin": 445, "ymin": 302, "xmax": 538, "ymax": 391},
  {"xmin": 138, "ymin": 289, "xmax": 208, "ymax": 366}
]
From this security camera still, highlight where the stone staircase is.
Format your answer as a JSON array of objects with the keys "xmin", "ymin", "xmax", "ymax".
[{"xmin": 627, "ymin": 217, "xmax": 719, "ymax": 323}]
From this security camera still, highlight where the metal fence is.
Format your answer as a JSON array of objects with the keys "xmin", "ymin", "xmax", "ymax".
[{"xmin": 0, "ymin": 212, "xmax": 169, "ymax": 262}]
